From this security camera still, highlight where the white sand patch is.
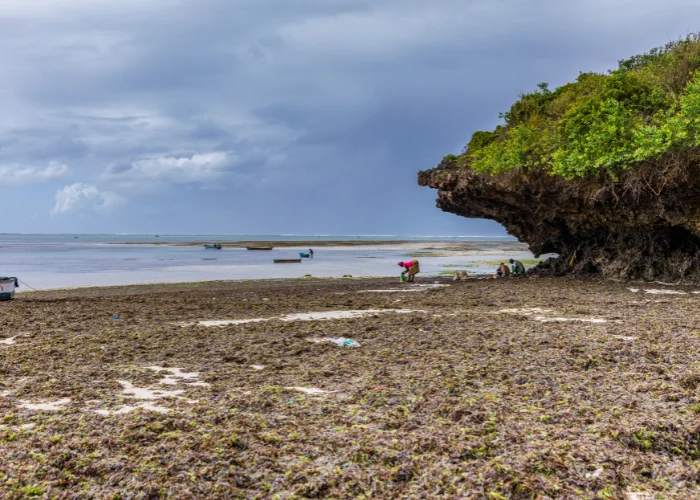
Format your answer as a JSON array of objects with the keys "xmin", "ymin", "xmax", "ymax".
[
  {"xmin": 0, "ymin": 423, "xmax": 37, "ymax": 432},
  {"xmin": 117, "ymin": 380, "xmax": 184, "ymax": 400},
  {"xmin": 585, "ymin": 467, "xmax": 603, "ymax": 479},
  {"xmin": 285, "ymin": 387, "xmax": 333, "ymax": 395},
  {"xmin": 497, "ymin": 307, "xmax": 553, "ymax": 315},
  {"xmin": 94, "ymin": 403, "xmax": 170, "ymax": 416},
  {"xmin": 498, "ymin": 307, "xmax": 614, "ymax": 324},
  {"xmin": 693, "ymin": 291, "xmax": 700, "ymax": 294},
  {"xmin": 184, "ymin": 381, "xmax": 210, "ymax": 387},
  {"xmin": 534, "ymin": 316, "xmax": 609, "ymax": 324},
  {"xmin": 19, "ymin": 398, "xmax": 71, "ymax": 411},
  {"xmin": 147, "ymin": 366, "xmax": 210, "ymax": 387},
  {"xmin": 643, "ymin": 289, "xmax": 687, "ymax": 295},
  {"xmin": 282, "ymin": 310, "xmax": 421, "ymax": 321},
  {"xmin": 358, "ymin": 284, "xmax": 449, "ymax": 294},
  {"xmin": 626, "ymin": 492, "xmax": 654, "ymax": 500},
  {"xmin": 193, "ymin": 318, "xmax": 268, "ymax": 327},
  {"xmin": 628, "ymin": 288, "xmax": 640, "ymax": 293},
  {"xmin": 250, "ymin": 365, "xmax": 266, "ymax": 370},
  {"xmin": 613, "ymin": 335, "xmax": 637, "ymax": 341},
  {"xmin": 191, "ymin": 309, "xmax": 425, "ymax": 327},
  {"xmin": 0, "ymin": 337, "xmax": 17, "ymax": 345}
]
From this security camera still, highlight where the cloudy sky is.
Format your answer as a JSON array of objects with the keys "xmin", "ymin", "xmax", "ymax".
[{"xmin": 0, "ymin": 0, "xmax": 697, "ymax": 235}]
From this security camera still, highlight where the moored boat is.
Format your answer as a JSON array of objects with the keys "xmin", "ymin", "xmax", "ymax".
[
  {"xmin": 0, "ymin": 277, "xmax": 18, "ymax": 300},
  {"xmin": 299, "ymin": 253, "xmax": 310, "ymax": 258},
  {"xmin": 274, "ymin": 259, "xmax": 302, "ymax": 263},
  {"xmin": 204, "ymin": 244, "xmax": 222, "ymax": 250},
  {"xmin": 246, "ymin": 247, "xmax": 273, "ymax": 251}
]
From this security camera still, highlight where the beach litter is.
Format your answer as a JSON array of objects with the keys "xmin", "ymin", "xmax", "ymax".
[
  {"xmin": 306, "ymin": 337, "xmax": 361, "ymax": 347},
  {"xmin": 0, "ymin": 337, "xmax": 17, "ymax": 345},
  {"xmin": 327, "ymin": 337, "xmax": 360, "ymax": 347}
]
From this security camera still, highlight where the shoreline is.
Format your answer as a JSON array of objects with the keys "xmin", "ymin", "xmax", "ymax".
[{"xmin": 13, "ymin": 274, "xmax": 497, "ymax": 295}]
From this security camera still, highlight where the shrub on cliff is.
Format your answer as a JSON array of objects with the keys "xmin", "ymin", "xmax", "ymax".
[{"xmin": 464, "ymin": 35, "xmax": 700, "ymax": 179}]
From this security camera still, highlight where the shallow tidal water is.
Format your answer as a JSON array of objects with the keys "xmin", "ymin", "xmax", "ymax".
[{"xmin": 0, "ymin": 234, "xmax": 541, "ymax": 289}]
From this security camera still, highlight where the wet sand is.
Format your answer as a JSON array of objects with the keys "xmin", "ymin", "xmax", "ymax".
[{"xmin": 1, "ymin": 277, "xmax": 699, "ymax": 497}]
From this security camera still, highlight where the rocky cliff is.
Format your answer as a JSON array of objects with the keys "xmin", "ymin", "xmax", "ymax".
[
  {"xmin": 420, "ymin": 37, "xmax": 700, "ymax": 281},
  {"xmin": 419, "ymin": 152, "xmax": 700, "ymax": 280}
]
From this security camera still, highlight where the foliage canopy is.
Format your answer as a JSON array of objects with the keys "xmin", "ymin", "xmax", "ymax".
[{"xmin": 458, "ymin": 35, "xmax": 700, "ymax": 178}]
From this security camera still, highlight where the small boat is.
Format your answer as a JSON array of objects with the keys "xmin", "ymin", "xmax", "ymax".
[
  {"xmin": 274, "ymin": 259, "xmax": 302, "ymax": 264},
  {"xmin": 204, "ymin": 244, "xmax": 222, "ymax": 250},
  {"xmin": 246, "ymin": 247, "xmax": 273, "ymax": 251},
  {"xmin": 299, "ymin": 253, "xmax": 310, "ymax": 258},
  {"xmin": 0, "ymin": 277, "xmax": 18, "ymax": 301}
]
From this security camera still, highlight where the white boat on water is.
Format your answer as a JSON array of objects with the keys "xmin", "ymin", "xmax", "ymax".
[{"xmin": 0, "ymin": 277, "xmax": 18, "ymax": 300}]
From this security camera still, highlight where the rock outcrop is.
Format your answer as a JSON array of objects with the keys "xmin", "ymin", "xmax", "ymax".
[{"xmin": 418, "ymin": 153, "xmax": 700, "ymax": 280}]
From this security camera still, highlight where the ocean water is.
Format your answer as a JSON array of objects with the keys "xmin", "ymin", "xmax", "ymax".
[{"xmin": 0, "ymin": 234, "xmax": 538, "ymax": 290}]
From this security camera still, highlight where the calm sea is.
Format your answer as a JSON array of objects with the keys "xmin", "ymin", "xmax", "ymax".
[{"xmin": 0, "ymin": 234, "xmax": 534, "ymax": 290}]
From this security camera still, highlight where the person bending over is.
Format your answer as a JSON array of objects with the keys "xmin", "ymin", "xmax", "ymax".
[
  {"xmin": 510, "ymin": 258, "xmax": 526, "ymax": 276},
  {"xmin": 398, "ymin": 260, "xmax": 420, "ymax": 282}
]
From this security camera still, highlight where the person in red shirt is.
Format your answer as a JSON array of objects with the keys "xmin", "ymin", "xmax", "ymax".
[{"xmin": 398, "ymin": 260, "xmax": 420, "ymax": 282}]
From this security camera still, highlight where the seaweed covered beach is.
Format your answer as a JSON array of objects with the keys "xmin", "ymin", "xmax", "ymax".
[{"xmin": 1, "ymin": 277, "xmax": 700, "ymax": 498}]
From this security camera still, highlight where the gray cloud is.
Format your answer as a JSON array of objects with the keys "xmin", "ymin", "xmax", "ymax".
[{"xmin": 0, "ymin": 0, "xmax": 698, "ymax": 230}]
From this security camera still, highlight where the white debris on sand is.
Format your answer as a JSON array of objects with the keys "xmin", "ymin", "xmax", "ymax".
[
  {"xmin": 250, "ymin": 365, "xmax": 266, "ymax": 370},
  {"xmin": 0, "ymin": 337, "xmax": 17, "ymax": 345},
  {"xmin": 19, "ymin": 398, "xmax": 71, "ymax": 411},
  {"xmin": 612, "ymin": 335, "xmax": 638, "ymax": 341},
  {"xmin": 628, "ymin": 288, "xmax": 640, "ymax": 293},
  {"xmin": 190, "ymin": 309, "xmax": 425, "ymax": 327},
  {"xmin": 643, "ymin": 289, "xmax": 687, "ymax": 295}
]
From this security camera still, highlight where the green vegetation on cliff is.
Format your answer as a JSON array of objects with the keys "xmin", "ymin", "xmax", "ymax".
[{"xmin": 460, "ymin": 35, "xmax": 700, "ymax": 178}]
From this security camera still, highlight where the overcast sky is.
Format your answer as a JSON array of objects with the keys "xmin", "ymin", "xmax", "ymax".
[{"xmin": 0, "ymin": 0, "xmax": 697, "ymax": 235}]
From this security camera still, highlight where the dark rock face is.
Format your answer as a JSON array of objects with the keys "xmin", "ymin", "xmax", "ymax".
[{"xmin": 418, "ymin": 156, "xmax": 700, "ymax": 281}]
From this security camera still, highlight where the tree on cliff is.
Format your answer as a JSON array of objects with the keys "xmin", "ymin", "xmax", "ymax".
[{"xmin": 419, "ymin": 35, "xmax": 700, "ymax": 280}]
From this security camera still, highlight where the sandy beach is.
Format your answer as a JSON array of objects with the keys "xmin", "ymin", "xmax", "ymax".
[{"xmin": 1, "ymin": 276, "xmax": 699, "ymax": 497}]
